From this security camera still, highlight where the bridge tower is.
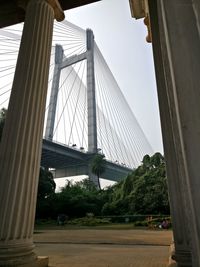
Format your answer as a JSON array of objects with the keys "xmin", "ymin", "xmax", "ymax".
[
  {"xmin": 45, "ymin": 29, "xmax": 98, "ymax": 151},
  {"xmin": 86, "ymin": 29, "xmax": 97, "ymax": 154},
  {"xmin": 45, "ymin": 44, "xmax": 63, "ymax": 141},
  {"xmin": 45, "ymin": 29, "xmax": 100, "ymax": 187}
]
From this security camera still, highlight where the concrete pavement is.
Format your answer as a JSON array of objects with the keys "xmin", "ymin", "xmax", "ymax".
[{"xmin": 34, "ymin": 229, "xmax": 172, "ymax": 267}]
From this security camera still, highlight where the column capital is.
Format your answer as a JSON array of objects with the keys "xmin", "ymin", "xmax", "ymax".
[
  {"xmin": 129, "ymin": 0, "xmax": 152, "ymax": 42},
  {"xmin": 143, "ymin": 14, "xmax": 152, "ymax": 43},
  {"xmin": 129, "ymin": 0, "xmax": 146, "ymax": 19},
  {"xmin": 18, "ymin": 0, "xmax": 65, "ymax": 21},
  {"xmin": 46, "ymin": 0, "xmax": 65, "ymax": 21}
]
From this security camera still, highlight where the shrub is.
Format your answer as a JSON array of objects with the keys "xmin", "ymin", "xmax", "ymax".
[{"xmin": 67, "ymin": 216, "xmax": 111, "ymax": 226}]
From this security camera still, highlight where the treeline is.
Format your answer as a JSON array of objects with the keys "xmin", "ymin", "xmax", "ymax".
[
  {"xmin": 0, "ymin": 108, "xmax": 170, "ymax": 218},
  {"xmin": 36, "ymin": 153, "xmax": 170, "ymax": 219}
]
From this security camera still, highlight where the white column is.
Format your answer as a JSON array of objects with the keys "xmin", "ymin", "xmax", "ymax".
[
  {"xmin": 149, "ymin": 0, "xmax": 200, "ymax": 265},
  {"xmin": 149, "ymin": 2, "xmax": 192, "ymax": 264},
  {"xmin": 0, "ymin": 0, "xmax": 64, "ymax": 266}
]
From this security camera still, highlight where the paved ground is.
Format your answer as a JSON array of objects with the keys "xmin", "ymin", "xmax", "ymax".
[{"xmin": 34, "ymin": 228, "xmax": 172, "ymax": 267}]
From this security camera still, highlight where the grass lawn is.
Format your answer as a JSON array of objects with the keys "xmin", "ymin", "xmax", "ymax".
[{"xmin": 34, "ymin": 223, "xmax": 144, "ymax": 231}]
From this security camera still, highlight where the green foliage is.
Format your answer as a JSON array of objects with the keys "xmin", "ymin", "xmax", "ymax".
[
  {"xmin": 91, "ymin": 153, "xmax": 106, "ymax": 178},
  {"xmin": 35, "ymin": 153, "xmax": 169, "ymax": 221},
  {"xmin": 37, "ymin": 168, "xmax": 56, "ymax": 200},
  {"xmin": 67, "ymin": 216, "xmax": 111, "ymax": 226},
  {"xmin": 36, "ymin": 168, "xmax": 57, "ymax": 219},
  {"xmin": 134, "ymin": 220, "xmax": 148, "ymax": 227},
  {"xmin": 101, "ymin": 152, "xmax": 169, "ymax": 215},
  {"xmin": 142, "ymin": 154, "xmax": 151, "ymax": 169},
  {"xmin": 52, "ymin": 179, "xmax": 107, "ymax": 218}
]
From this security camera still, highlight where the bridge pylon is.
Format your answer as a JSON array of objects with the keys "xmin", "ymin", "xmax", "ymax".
[
  {"xmin": 45, "ymin": 44, "xmax": 63, "ymax": 140},
  {"xmin": 44, "ymin": 29, "xmax": 100, "ymax": 187},
  {"xmin": 86, "ymin": 29, "xmax": 97, "ymax": 154}
]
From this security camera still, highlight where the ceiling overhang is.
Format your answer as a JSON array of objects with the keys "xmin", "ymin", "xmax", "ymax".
[
  {"xmin": 0, "ymin": 0, "xmax": 101, "ymax": 28},
  {"xmin": 129, "ymin": 0, "xmax": 146, "ymax": 19}
]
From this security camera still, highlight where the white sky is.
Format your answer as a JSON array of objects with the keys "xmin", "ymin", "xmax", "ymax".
[
  {"xmin": 66, "ymin": 0, "xmax": 163, "ymax": 154},
  {"xmin": 0, "ymin": 0, "xmax": 163, "ymax": 153},
  {"xmin": 0, "ymin": 0, "xmax": 164, "ymax": 190},
  {"xmin": 55, "ymin": 0, "xmax": 164, "ymax": 190}
]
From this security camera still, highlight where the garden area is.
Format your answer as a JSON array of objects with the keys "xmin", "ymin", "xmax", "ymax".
[{"xmin": 35, "ymin": 153, "xmax": 171, "ymax": 230}]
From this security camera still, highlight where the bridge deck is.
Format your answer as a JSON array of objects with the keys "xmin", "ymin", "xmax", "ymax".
[{"xmin": 41, "ymin": 139, "xmax": 133, "ymax": 182}]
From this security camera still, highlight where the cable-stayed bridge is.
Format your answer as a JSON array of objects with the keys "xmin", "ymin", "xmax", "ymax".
[{"xmin": 0, "ymin": 20, "xmax": 153, "ymax": 187}]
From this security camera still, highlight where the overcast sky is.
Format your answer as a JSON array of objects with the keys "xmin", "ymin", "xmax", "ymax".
[
  {"xmin": 66, "ymin": 0, "xmax": 163, "ymax": 153},
  {"xmin": 0, "ymin": 0, "xmax": 164, "ymax": 189}
]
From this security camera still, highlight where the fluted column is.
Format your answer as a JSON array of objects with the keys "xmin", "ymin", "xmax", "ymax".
[
  {"xmin": 149, "ymin": 0, "xmax": 200, "ymax": 265},
  {"xmin": 0, "ymin": 0, "xmax": 64, "ymax": 266},
  {"xmin": 149, "ymin": 2, "xmax": 192, "ymax": 266}
]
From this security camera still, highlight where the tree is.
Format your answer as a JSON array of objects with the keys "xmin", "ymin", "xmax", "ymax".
[
  {"xmin": 91, "ymin": 154, "xmax": 106, "ymax": 189},
  {"xmin": 150, "ymin": 152, "xmax": 164, "ymax": 168},
  {"xmin": 102, "ymin": 153, "xmax": 170, "ymax": 215},
  {"xmin": 142, "ymin": 154, "xmax": 151, "ymax": 169},
  {"xmin": 54, "ymin": 178, "xmax": 105, "ymax": 218},
  {"xmin": 35, "ymin": 153, "xmax": 169, "ymax": 220},
  {"xmin": 37, "ymin": 168, "xmax": 56, "ymax": 200},
  {"xmin": 0, "ymin": 108, "xmax": 6, "ymax": 141},
  {"xmin": 36, "ymin": 168, "xmax": 56, "ymax": 219}
]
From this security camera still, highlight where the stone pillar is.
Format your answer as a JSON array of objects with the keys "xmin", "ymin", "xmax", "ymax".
[
  {"xmin": 0, "ymin": 0, "xmax": 64, "ymax": 266},
  {"xmin": 149, "ymin": 2, "xmax": 192, "ymax": 265},
  {"xmin": 149, "ymin": 0, "xmax": 200, "ymax": 265},
  {"xmin": 45, "ymin": 44, "xmax": 63, "ymax": 141},
  {"xmin": 87, "ymin": 29, "xmax": 97, "ymax": 153}
]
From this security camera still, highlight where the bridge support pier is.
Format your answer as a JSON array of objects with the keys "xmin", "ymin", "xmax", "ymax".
[
  {"xmin": 88, "ymin": 166, "xmax": 100, "ymax": 189},
  {"xmin": 0, "ymin": 0, "xmax": 64, "ymax": 266},
  {"xmin": 149, "ymin": 0, "xmax": 200, "ymax": 265}
]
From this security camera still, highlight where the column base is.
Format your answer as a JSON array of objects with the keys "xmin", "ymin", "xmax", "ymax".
[
  {"xmin": 168, "ymin": 258, "xmax": 177, "ymax": 267},
  {"xmin": 169, "ymin": 244, "xmax": 192, "ymax": 267},
  {"xmin": 0, "ymin": 241, "xmax": 37, "ymax": 267},
  {"xmin": 168, "ymin": 243, "xmax": 177, "ymax": 267},
  {"xmin": 0, "ymin": 256, "xmax": 48, "ymax": 267}
]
